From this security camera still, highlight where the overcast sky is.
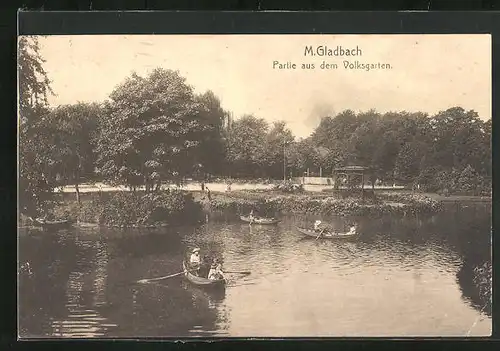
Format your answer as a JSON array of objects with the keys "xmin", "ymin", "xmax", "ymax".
[{"xmin": 37, "ymin": 34, "xmax": 491, "ymax": 138}]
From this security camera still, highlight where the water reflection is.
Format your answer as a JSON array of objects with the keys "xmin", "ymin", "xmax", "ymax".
[
  {"xmin": 19, "ymin": 202, "xmax": 491, "ymax": 337},
  {"xmin": 50, "ymin": 235, "xmax": 117, "ymax": 337}
]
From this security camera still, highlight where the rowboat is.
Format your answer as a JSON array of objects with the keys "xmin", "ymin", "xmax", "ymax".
[
  {"xmin": 182, "ymin": 261, "xmax": 226, "ymax": 288},
  {"xmin": 296, "ymin": 226, "xmax": 357, "ymax": 239},
  {"xmin": 240, "ymin": 215, "xmax": 280, "ymax": 225},
  {"xmin": 33, "ymin": 218, "xmax": 72, "ymax": 230}
]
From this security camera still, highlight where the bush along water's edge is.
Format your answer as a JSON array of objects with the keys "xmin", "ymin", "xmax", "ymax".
[
  {"xmin": 203, "ymin": 191, "xmax": 443, "ymax": 217},
  {"xmin": 76, "ymin": 190, "xmax": 204, "ymax": 228}
]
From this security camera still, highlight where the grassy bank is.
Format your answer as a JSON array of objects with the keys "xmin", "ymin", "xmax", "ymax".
[{"xmin": 198, "ymin": 190, "xmax": 444, "ymax": 217}]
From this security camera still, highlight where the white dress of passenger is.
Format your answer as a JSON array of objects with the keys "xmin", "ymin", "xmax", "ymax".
[
  {"xmin": 208, "ymin": 265, "xmax": 224, "ymax": 280},
  {"xmin": 190, "ymin": 252, "xmax": 201, "ymax": 265}
]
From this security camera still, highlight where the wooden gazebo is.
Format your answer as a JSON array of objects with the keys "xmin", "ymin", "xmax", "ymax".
[{"xmin": 332, "ymin": 165, "xmax": 370, "ymax": 190}]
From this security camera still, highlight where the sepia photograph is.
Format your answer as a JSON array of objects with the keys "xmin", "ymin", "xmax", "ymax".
[{"xmin": 18, "ymin": 34, "xmax": 492, "ymax": 338}]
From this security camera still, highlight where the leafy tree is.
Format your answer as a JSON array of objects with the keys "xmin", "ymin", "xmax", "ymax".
[
  {"xmin": 346, "ymin": 110, "xmax": 381, "ymax": 166},
  {"xmin": 456, "ymin": 165, "xmax": 483, "ymax": 195},
  {"xmin": 285, "ymin": 138, "xmax": 316, "ymax": 175},
  {"xmin": 263, "ymin": 121, "xmax": 294, "ymax": 179},
  {"xmin": 434, "ymin": 169, "xmax": 459, "ymax": 193},
  {"xmin": 225, "ymin": 115, "xmax": 268, "ymax": 178},
  {"xmin": 311, "ymin": 109, "xmax": 358, "ymax": 149},
  {"xmin": 194, "ymin": 90, "xmax": 228, "ymax": 178},
  {"xmin": 95, "ymin": 68, "xmax": 212, "ymax": 190},
  {"xmin": 19, "ymin": 112, "xmax": 59, "ymax": 217},
  {"xmin": 311, "ymin": 146, "xmax": 331, "ymax": 175},
  {"xmin": 18, "ymin": 36, "xmax": 54, "ymax": 124},
  {"xmin": 18, "ymin": 36, "xmax": 56, "ymax": 217},
  {"xmin": 394, "ymin": 141, "xmax": 427, "ymax": 184},
  {"xmin": 374, "ymin": 112, "xmax": 430, "ymax": 183},
  {"xmin": 44, "ymin": 102, "xmax": 102, "ymax": 203},
  {"xmin": 479, "ymin": 118, "xmax": 492, "ymax": 178},
  {"xmin": 429, "ymin": 107, "xmax": 485, "ymax": 171}
]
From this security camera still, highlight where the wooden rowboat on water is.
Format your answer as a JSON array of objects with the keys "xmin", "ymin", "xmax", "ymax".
[
  {"xmin": 182, "ymin": 261, "xmax": 226, "ymax": 288},
  {"xmin": 296, "ymin": 226, "xmax": 357, "ymax": 239},
  {"xmin": 240, "ymin": 215, "xmax": 280, "ymax": 225},
  {"xmin": 33, "ymin": 218, "xmax": 72, "ymax": 230}
]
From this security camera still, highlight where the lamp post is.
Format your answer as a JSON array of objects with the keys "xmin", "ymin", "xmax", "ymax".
[{"xmin": 283, "ymin": 139, "xmax": 286, "ymax": 181}]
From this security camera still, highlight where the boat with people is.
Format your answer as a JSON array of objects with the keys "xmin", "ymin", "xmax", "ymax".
[
  {"xmin": 296, "ymin": 226, "xmax": 358, "ymax": 239},
  {"xmin": 32, "ymin": 218, "xmax": 72, "ymax": 230},
  {"xmin": 182, "ymin": 261, "xmax": 226, "ymax": 289},
  {"xmin": 240, "ymin": 215, "xmax": 280, "ymax": 225}
]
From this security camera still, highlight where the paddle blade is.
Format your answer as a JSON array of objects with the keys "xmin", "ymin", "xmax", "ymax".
[{"xmin": 224, "ymin": 271, "xmax": 251, "ymax": 275}]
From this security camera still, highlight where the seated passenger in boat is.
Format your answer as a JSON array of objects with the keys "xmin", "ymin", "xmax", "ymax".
[
  {"xmin": 313, "ymin": 220, "xmax": 323, "ymax": 232},
  {"xmin": 199, "ymin": 254, "xmax": 211, "ymax": 278},
  {"xmin": 208, "ymin": 259, "xmax": 225, "ymax": 280},
  {"xmin": 348, "ymin": 224, "xmax": 357, "ymax": 234}
]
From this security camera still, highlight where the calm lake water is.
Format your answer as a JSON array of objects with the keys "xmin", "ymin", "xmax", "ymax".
[{"xmin": 18, "ymin": 203, "xmax": 492, "ymax": 338}]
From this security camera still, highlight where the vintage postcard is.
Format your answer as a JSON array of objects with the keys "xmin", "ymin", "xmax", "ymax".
[{"xmin": 18, "ymin": 33, "xmax": 492, "ymax": 338}]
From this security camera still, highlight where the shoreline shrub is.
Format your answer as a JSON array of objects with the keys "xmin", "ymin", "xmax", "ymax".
[{"xmin": 78, "ymin": 190, "xmax": 203, "ymax": 227}]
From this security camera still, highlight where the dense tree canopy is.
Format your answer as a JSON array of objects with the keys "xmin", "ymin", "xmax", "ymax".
[
  {"xmin": 18, "ymin": 44, "xmax": 492, "ymax": 211},
  {"xmin": 306, "ymin": 107, "xmax": 491, "ymax": 193},
  {"xmin": 95, "ymin": 68, "xmax": 218, "ymax": 190},
  {"xmin": 225, "ymin": 115, "xmax": 269, "ymax": 178},
  {"xmin": 18, "ymin": 36, "xmax": 54, "ymax": 124},
  {"xmin": 194, "ymin": 90, "xmax": 228, "ymax": 178},
  {"xmin": 44, "ymin": 102, "xmax": 103, "ymax": 202}
]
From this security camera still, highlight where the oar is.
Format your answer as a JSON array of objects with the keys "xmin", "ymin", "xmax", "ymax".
[
  {"xmin": 315, "ymin": 228, "xmax": 326, "ymax": 240},
  {"xmin": 137, "ymin": 269, "xmax": 191, "ymax": 284},
  {"xmin": 223, "ymin": 270, "xmax": 251, "ymax": 275}
]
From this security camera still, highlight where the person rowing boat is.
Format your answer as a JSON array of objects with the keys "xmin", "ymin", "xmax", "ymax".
[
  {"xmin": 314, "ymin": 221, "xmax": 356, "ymax": 236},
  {"xmin": 189, "ymin": 248, "xmax": 202, "ymax": 275},
  {"xmin": 189, "ymin": 248, "xmax": 201, "ymax": 265},
  {"xmin": 313, "ymin": 220, "xmax": 326, "ymax": 239},
  {"xmin": 249, "ymin": 209, "xmax": 255, "ymax": 225},
  {"xmin": 313, "ymin": 220, "xmax": 321, "ymax": 231},
  {"xmin": 347, "ymin": 224, "xmax": 357, "ymax": 235}
]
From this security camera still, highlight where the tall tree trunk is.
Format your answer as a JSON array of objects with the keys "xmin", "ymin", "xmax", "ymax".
[{"xmin": 74, "ymin": 169, "xmax": 81, "ymax": 205}]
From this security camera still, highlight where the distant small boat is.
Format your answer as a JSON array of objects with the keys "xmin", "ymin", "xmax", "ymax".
[
  {"xmin": 240, "ymin": 215, "xmax": 280, "ymax": 225},
  {"xmin": 296, "ymin": 226, "xmax": 357, "ymax": 239},
  {"xmin": 75, "ymin": 221, "xmax": 100, "ymax": 229},
  {"xmin": 182, "ymin": 261, "xmax": 226, "ymax": 289},
  {"xmin": 33, "ymin": 218, "xmax": 72, "ymax": 230}
]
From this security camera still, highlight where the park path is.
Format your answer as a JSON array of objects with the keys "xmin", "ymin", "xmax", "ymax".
[{"xmin": 55, "ymin": 182, "xmax": 406, "ymax": 194}]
